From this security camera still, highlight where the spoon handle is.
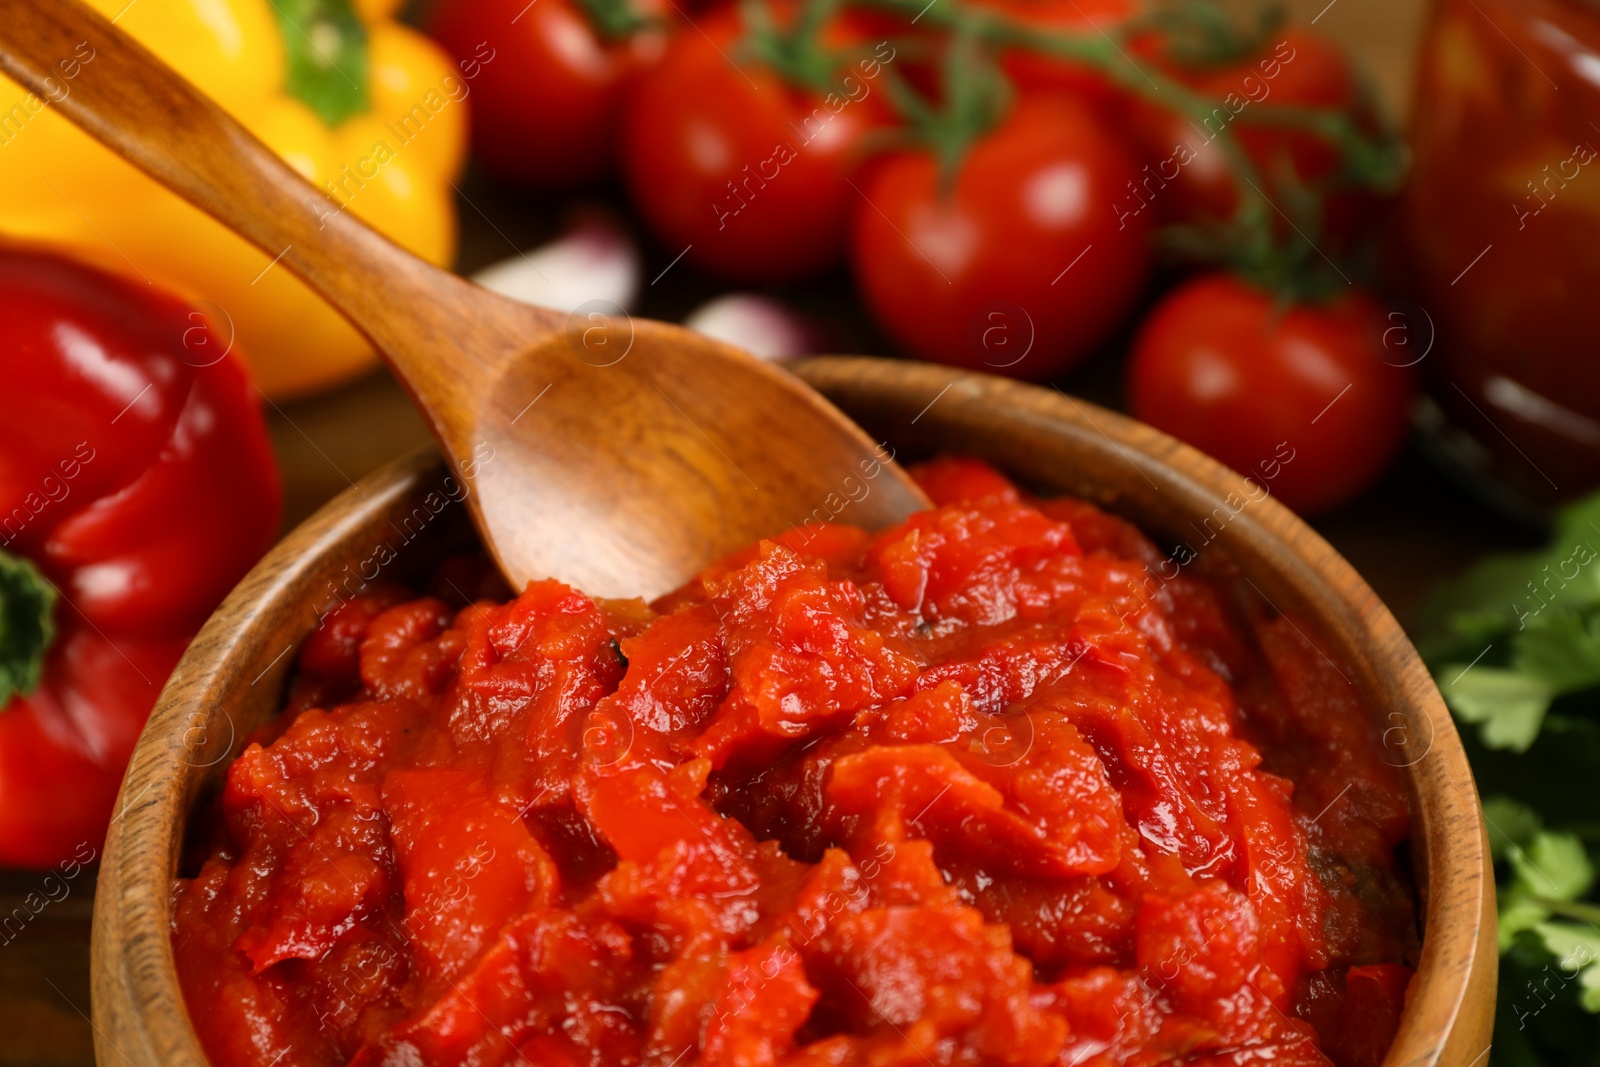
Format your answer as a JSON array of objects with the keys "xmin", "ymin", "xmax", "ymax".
[{"xmin": 0, "ymin": 0, "xmax": 535, "ymax": 399}]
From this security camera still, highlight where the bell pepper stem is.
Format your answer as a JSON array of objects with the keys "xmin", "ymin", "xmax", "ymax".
[
  {"xmin": 0, "ymin": 549, "xmax": 56, "ymax": 709},
  {"xmin": 271, "ymin": 0, "xmax": 370, "ymax": 126}
]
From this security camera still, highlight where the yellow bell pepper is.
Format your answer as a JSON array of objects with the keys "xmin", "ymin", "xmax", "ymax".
[{"xmin": 0, "ymin": 0, "xmax": 466, "ymax": 398}]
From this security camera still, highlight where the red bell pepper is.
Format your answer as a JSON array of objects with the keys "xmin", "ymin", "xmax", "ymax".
[{"xmin": 0, "ymin": 245, "xmax": 281, "ymax": 869}]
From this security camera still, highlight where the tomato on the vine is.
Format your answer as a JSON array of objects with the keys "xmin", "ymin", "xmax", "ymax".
[
  {"xmin": 850, "ymin": 93, "xmax": 1151, "ymax": 380},
  {"xmin": 1127, "ymin": 273, "xmax": 1415, "ymax": 515},
  {"xmin": 427, "ymin": 0, "xmax": 668, "ymax": 188},
  {"xmin": 622, "ymin": 4, "xmax": 897, "ymax": 282},
  {"xmin": 1117, "ymin": 27, "xmax": 1374, "ymax": 237}
]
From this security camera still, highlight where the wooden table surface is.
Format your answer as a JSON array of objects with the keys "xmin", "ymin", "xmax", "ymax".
[{"xmin": 0, "ymin": 2, "xmax": 1533, "ymax": 1062}]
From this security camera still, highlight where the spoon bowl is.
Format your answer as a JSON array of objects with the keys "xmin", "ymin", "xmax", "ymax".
[
  {"xmin": 0, "ymin": 0, "xmax": 928, "ymax": 598},
  {"xmin": 469, "ymin": 319, "xmax": 918, "ymax": 598}
]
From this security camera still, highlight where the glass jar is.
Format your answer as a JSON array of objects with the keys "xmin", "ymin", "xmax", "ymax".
[{"xmin": 1398, "ymin": 0, "xmax": 1600, "ymax": 510}]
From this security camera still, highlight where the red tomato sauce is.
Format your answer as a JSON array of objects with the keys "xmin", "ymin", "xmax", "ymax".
[{"xmin": 172, "ymin": 459, "xmax": 1416, "ymax": 1067}]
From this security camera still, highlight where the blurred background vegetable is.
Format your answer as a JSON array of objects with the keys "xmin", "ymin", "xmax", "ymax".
[
  {"xmin": 427, "ymin": 0, "xmax": 666, "ymax": 188},
  {"xmin": 853, "ymin": 92, "xmax": 1152, "ymax": 379},
  {"xmin": 0, "ymin": 0, "xmax": 465, "ymax": 399},
  {"xmin": 683, "ymin": 292, "xmax": 818, "ymax": 358},
  {"xmin": 1128, "ymin": 273, "xmax": 1414, "ymax": 515},
  {"xmin": 0, "ymin": 245, "xmax": 280, "ymax": 869},
  {"xmin": 470, "ymin": 213, "xmax": 641, "ymax": 311},
  {"xmin": 622, "ymin": 1, "xmax": 896, "ymax": 281}
]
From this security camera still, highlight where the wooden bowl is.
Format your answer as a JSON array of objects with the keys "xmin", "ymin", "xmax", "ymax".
[{"xmin": 90, "ymin": 357, "xmax": 1496, "ymax": 1066}]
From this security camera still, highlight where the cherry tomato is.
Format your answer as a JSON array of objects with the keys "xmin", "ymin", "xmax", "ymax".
[
  {"xmin": 1127, "ymin": 273, "xmax": 1415, "ymax": 515},
  {"xmin": 850, "ymin": 94, "xmax": 1151, "ymax": 380},
  {"xmin": 1117, "ymin": 28, "xmax": 1374, "ymax": 238},
  {"xmin": 427, "ymin": 0, "xmax": 667, "ymax": 189},
  {"xmin": 621, "ymin": 5, "xmax": 897, "ymax": 281}
]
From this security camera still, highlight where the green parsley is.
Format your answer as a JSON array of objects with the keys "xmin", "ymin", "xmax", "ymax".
[{"xmin": 1420, "ymin": 492, "xmax": 1600, "ymax": 1063}]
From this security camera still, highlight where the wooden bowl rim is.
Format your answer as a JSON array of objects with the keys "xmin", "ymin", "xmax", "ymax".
[{"xmin": 90, "ymin": 356, "xmax": 1494, "ymax": 1067}]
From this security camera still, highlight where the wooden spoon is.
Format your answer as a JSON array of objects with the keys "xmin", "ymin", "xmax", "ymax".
[{"xmin": 0, "ymin": 0, "xmax": 928, "ymax": 599}]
